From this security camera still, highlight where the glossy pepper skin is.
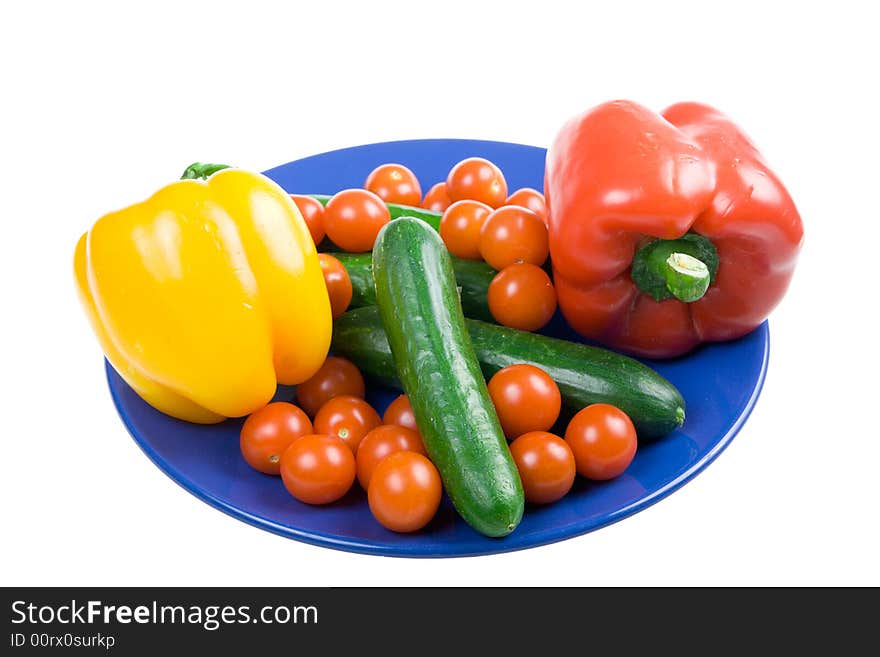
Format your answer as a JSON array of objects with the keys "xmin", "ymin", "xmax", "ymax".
[
  {"xmin": 74, "ymin": 169, "xmax": 332, "ymax": 423},
  {"xmin": 544, "ymin": 100, "xmax": 804, "ymax": 358}
]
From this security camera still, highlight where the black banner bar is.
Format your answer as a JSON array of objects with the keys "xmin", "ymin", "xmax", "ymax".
[{"xmin": 1, "ymin": 587, "xmax": 874, "ymax": 652}]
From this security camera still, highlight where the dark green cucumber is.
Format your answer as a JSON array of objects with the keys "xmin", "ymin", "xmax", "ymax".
[
  {"xmin": 311, "ymin": 194, "xmax": 442, "ymax": 231},
  {"xmin": 329, "ymin": 252, "xmax": 376, "ymax": 309},
  {"xmin": 332, "ymin": 306, "xmax": 686, "ymax": 440},
  {"xmin": 330, "ymin": 251, "xmax": 496, "ymax": 323},
  {"xmin": 372, "ymin": 217, "xmax": 524, "ymax": 538}
]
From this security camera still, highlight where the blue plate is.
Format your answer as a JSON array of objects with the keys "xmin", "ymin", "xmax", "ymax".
[{"xmin": 105, "ymin": 139, "xmax": 769, "ymax": 558}]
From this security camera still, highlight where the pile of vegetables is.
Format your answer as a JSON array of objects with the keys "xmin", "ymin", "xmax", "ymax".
[
  {"xmin": 75, "ymin": 100, "xmax": 803, "ymax": 540},
  {"xmin": 236, "ymin": 157, "xmax": 686, "ymax": 537}
]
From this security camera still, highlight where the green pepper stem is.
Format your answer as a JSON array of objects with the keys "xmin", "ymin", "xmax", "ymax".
[
  {"xmin": 180, "ymin": 162, "xmax": 232, "ymax": 180},
  {"xmin": 663, "ymin": 252, "xmax": 711, "ymax": 302},
  {"xmin": 630, "ymin": 233, "xmax": 719, "ymax": 303}
]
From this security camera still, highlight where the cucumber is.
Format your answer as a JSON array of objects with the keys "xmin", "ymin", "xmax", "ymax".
[
  {"xmin": 372, "ymin": 217, "xmax": 524, "ymax": 538},
  {"xmin": 330, "ymin": 251, "xmax": 496, "ymax": 323},
  {"xmin": 332, "ymin": 306, "xmax": 686, "ymax": 440},
  {"xmin": 329, "ymin": 252, "xmax": 376, "ymax": 309},
  {"xmin": 311, "ymin": 194, "xmax": 442, "ymax": 231}
]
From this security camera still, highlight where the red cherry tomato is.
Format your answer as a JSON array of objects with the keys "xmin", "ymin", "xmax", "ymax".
[
  {"xmin": 289, "ymin": 194, "xmax": 326, "ymax": 245},
  {"xmin": 487, "ymin": 364, "xmax": 561, "ymax": 439},
  {"xmin": 439, "ymin": 200, "xmax": 493, "ymax": 260},
  {"xmin": 318, "ymin": 253, "xmax": 353, "ymax": 319},
  {"xmin": 368, "ymin": 451, "xmax": 442, "ymax": 533},
  {"xmin": 488, "ymin": 263, "xmax": 557, "ymax": 331},
  {"xmin": 356, "ymin": 424, "xmax": 426, "ymax": 490},
  {"xmin": 323, "ymin": 188, "xmax": 390, "ymax": 252},
  {"xmin": 446, "ymin": 157, "xmax": 508, "ymax": 208},
  {"xmin": 509, "ymin": 431, "xmax": 576, "ymax": 504},
  {"xmin": 564, "ymin": 404, "xmax": 638, "ymax": 480},
  {"xmin": 239, "ymin": 402, "xmax": 313, "ymax": 475},
  {"xmin": 365, "ymin": 163, "xmax": 422, "ymax": 207},
  {"xmin": 505, "ymin": 187, "xmax": 548, "ymax": 224},
  {"xmin": 280, "ymin": 434, "xmax": 356, "ymax": 505},
  {"xmin": 313, "ymin": 395, "xmax": 381, "ymax": 455},
  {"xmin": 479, "ymin": 205, "xmax": 549, "ymax": 270},
  {"xmin": 382, "ymin": 394, "xmax": 418, "ymax": 432},
  {"xmin": 422, "ymin": 182, "xmax": 452, "ymax": 213},
  {"xmin": 296, "ymin": 357, "xmax": 365, "ymax": 417}
]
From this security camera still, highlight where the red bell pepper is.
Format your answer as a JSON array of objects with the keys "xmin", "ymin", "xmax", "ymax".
[{"xmin": 544, "ymin": 100, "xmax": 803, "ymax": 358}]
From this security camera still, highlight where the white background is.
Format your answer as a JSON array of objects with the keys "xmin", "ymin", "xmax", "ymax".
[{"xmin": 2, "ymin": 0, "xmax": 878, "ymax": 586}]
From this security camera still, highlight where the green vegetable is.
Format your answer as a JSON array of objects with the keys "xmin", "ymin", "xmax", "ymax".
[
  {"xmin": 311, "ymin": 194, "xmax": 442, "ymax": 231},
  {"xmin": 329, "ymin": 251, "xmax": 496, "ymax": 323},
  {"xmin": 332, "ymin": 306, "xmax": 686, "ymax": 440},
  {"xmin": 328, "ymin": 252, "xmax": 375, "ymax": 309},
  {"xmin": 371, "ymin": 217, "xmax": 524, "ymax": 538}
]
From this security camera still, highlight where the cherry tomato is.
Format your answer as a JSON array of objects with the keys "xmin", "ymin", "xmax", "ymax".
[
  {"xmin": 488, "ymin": 263, "xmax": 557, "ymax": 331},
  {"xmin": 479, "ymin": 205, "xmax": 549, "ymax": 270},
  {"xmin": 565, "ymin": 404, "xmax": 638, "ymax": 480},
  {"xmin": 318, "ymin": 253, "xmax": 353, "ymax": 319},
  {"xmin": 368, "ymin": 451, "xmax": 442, "ymax": 533},
  {"xmin": 280, "ymin": 434, "xmax": 356, "ymax": 504},
  {"xmin": 239, "ymin": 402, "xmax": 313, "ymax": 475},
  {"xmin": 296, "ymin": 356, "xmax": 365, "ymax": 417},
  {"xmin": 313, "ymin": 395, "xmax": 381, "ymax": 455},
  {"xmin": 382, "ymin": 394, "xmax": 418, "ymax": 432},
  {"xmin": 439, "ymin": 200, "xmax": 493, "ymax": 260},
  {"xmin": 487, "ymin": 364, "xmax": 561, "ymax": 439},
  {"xmin": 365, "ymin": 163, "xmax": 422, "ymax": 206},
  {"xmin": 446, "ymin": 157, "xmax": 508, "ymax": 208},
  {"xmin": 289, "ymin": 194, "xmax": 326, "ymax": 245},
  {"xmin": 356, "ymin": 424, "xmax": 426, "ymax": 490},
  {"xmin": 505, "ymin": 187, "xmax": 548, "ymax": 224},
  {"xmin": 422, "ymin": 182, "xmax": 451, "ymax": 213},
  {"xmin": 509, "ymin": 431, "xmax": 576, "ymax": 504},
  {"xmin": 323, "ymin": 188, "xmax": 390, "ymax": 252}
]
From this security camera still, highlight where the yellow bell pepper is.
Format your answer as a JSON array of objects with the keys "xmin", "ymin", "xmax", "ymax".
[{"xmin": 74, "ymin": 168, "xmax": 332, "ymax": 424}]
